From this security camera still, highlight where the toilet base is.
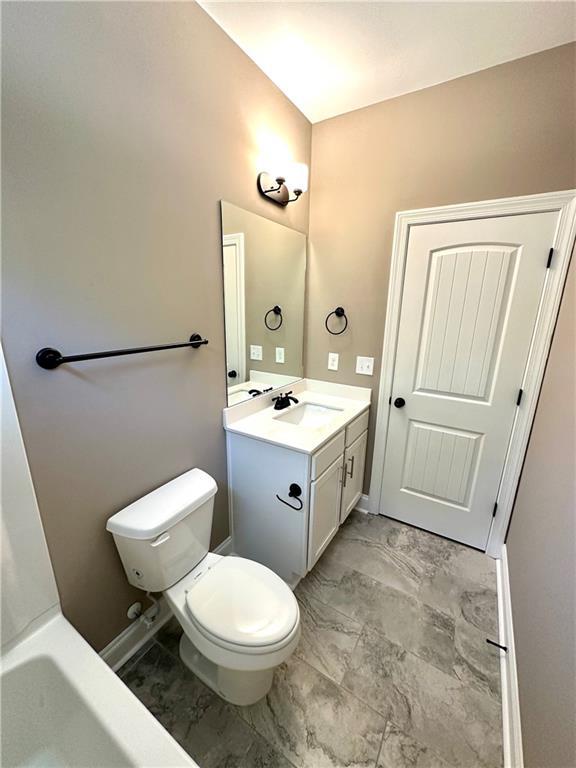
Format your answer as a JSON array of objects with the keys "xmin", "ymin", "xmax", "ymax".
[{"xmin": 179, "ymin": 634, "xmax": 275, "ymax": 706}]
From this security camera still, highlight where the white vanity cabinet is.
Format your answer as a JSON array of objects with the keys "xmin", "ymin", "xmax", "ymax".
[
  {"xmin": 308, "ymin": 456, "xmax": 343, "ymax": 570},
  {"xmin": 226, "ymin": 408, "xmax": 369, "ymax": 586},
  {"xmin": 341, "ymin": 430, "xmax": 368, "ymax": 524}
]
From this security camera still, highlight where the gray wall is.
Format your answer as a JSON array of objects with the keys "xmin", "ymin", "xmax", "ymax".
[
  {"xmin": 507, "ymin": 258, "xmax": 575, "ymax": 768},
  {"xmin": 307, "ymin": 43, "xmax": 576, "ymax": 492},
  {"xmin": 1, "ymin": 1, "xmax": 311, "ymax": 650}
]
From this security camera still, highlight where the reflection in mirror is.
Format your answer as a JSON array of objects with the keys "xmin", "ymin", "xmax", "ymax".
[{"xmin": 221, "ymin": 202, "xmax": 306, "ymax": 406}]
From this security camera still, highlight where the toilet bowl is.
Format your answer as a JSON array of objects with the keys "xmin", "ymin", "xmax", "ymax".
[
  {"xmin": 106, "ymin": 468, "xmax": 300, "ymax": 705},
  {"xmin": 164, "ymin": 552, "xmax": 299, "ymax": 704}
]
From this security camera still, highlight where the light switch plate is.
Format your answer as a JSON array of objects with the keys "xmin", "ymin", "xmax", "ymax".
[
  {"xmin": 275, "ymin": 347, "xmax": 285, "ymax": 364},
  {"xmin": 328, "ymin": 352, "xmax": 339, "ymax": 371},
  {"xmin": 250, "ymin": 345, "xmax": 263, "ymax": 361},
  {"xmin": 356, "ymin": 356, "xmax": 374, "ymax": 375}
]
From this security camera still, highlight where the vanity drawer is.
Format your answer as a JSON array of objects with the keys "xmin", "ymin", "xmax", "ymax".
[
  {"xmin": 311, "ymin": 431, "xmax": 345, "ymax": 481},
  {"xmin": 345, "ymin": 410, "xmax": 369, "ymax": 447}
]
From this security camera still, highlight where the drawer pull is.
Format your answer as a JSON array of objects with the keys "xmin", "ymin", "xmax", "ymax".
[{"xmin": 347, "ymin": 455, "xmax": 355, "ymax": 479}]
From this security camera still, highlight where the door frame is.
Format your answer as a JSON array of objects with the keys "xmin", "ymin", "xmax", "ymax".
[
  {"xmin": 222, "ymin": 232, "xmax": 246, "ymax": 383},
  {"xmin": 368, "ymin": 190, "xmax": 576, "ymax": 557}
]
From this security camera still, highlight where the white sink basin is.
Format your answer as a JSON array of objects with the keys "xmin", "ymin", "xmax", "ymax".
[{"xmin": 275, "ymin": 402, "xmax": 343, "ymax": 428}]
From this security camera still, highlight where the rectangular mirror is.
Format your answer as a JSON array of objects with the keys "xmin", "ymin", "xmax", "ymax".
[{"xmin": 221, "ymin": 202, "xmax": 306, "ymax": 406}]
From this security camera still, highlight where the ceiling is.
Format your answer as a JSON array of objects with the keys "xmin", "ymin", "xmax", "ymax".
[{"xmin": 199, "ymin": 1, "xmax": 576, "ymax": 123}]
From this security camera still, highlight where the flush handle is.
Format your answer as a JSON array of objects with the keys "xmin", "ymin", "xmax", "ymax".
[{"xmin": 150, "ymin": 532, "xmax": 170, "ymax": 547}]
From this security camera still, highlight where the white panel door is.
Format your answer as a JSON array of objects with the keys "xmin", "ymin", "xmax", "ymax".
[
  {"xmin": 381, "ymin": 211, "xmax": 560, "ymax": 548},
  {"xmin": 308, "ymin": 456, "xmax": 343, "ymax": 569}
]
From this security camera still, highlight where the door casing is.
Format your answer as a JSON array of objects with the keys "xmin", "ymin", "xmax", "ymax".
[
  {"xmin": 369, "ymin": 190, "xmax": 576, "ymax": 557},
  {"xmin": 222, "ymin": 232, "xmax": 246, "ymax": 383}
]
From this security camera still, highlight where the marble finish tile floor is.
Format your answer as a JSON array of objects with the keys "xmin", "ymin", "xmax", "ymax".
[{"xmin": 118, "ymin": 511, "xmax": 503, "ymax": 767}]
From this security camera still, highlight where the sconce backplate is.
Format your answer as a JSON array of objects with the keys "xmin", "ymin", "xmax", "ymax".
[{"xmin": 257, "ymin": 172, "xmax": 290, "ymax": 207}]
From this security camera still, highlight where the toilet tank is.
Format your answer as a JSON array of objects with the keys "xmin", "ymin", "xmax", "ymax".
[{"xmin": 106, "ymin": 469, "xmax": 217, "ymax": 592}]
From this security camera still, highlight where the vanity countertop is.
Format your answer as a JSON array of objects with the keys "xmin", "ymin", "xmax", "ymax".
[{"xmin": 223, "ymin": 379, "xmax": 371, "ymax": 454}]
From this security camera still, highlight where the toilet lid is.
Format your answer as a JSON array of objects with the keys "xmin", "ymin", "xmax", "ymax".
[{"xmin": 185, "ymin": 557, "xmax": 299, "ymax": 647}]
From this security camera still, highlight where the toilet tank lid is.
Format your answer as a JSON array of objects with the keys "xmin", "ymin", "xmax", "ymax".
[{"xmin": 106, "ymin": 468, "xmax": 217, "ymax": 540}]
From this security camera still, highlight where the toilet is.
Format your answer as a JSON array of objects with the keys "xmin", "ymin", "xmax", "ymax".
[{"xmin": 106, "ymin": 468, "xmax": 300, "ymax": 705}]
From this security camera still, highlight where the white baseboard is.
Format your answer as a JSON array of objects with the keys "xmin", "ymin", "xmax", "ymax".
[
  {"xmin": 99, "ymin": 596, "xmax": 172, "ymax": 672},
  {"xmin": 213, "ymin": 535, "xmax": 233, "ymax": 555},
  {"xmin": 355, "ymin": 494, "xmax": 371, "ymax": 514},
  {"xmin": 496, "ymin": 544, "xmax": 524, "ymax": 768}
]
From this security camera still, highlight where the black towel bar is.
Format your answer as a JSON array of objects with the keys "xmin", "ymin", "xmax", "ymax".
[{"xmin": 36, "ymin": 332, "xmax": 209, "ymax": 370}]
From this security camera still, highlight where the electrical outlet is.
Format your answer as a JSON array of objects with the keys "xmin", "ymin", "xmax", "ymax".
[
  {"xmin": 328, "ymin": 352, "xmax": 339, "ymax": 371},
  {"xmin": 250, "ymin": 345, "xmax": 263, "ymax": 361},
  {"xmin": 275, "ymin": 347, "xmax": 285, "ymax": 363},
  {"xmin": 356, "ymin": 356, "xmax": 374, "ymax": 375}
]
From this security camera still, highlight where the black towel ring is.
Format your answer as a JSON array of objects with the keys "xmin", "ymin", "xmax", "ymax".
[
  {"xmin": 276, "ymin": 483, "xmax": 303, "ymax": 511},
  {"xmin": 264, "ymin": 305, "xmax": 283, "ymax": 330},
  {"xmin": 325, "ymin": 307, "xmax": 348, "ymax": 335}
]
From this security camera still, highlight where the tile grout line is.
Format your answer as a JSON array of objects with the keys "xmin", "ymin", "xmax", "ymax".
[
  {"xmin": 334, "ymin": 618, "xmax": 391, "ymax": 766},
  {"xmin": 295, "ymin": 586, "xmax": 363, "ymax": 626},
  {"xmin": 296, "ymin": 590, "xmax": 364, "ymax": 632},
  {"xmin": 126, "ymin": 627, "xmax": 389, "ymax": 762},
  {"xmin": 337, "ymin": 619, "xmax": 366, "ymax": 685},
  {"xmin": 155, "ymin": 635, "xmax": 184, "ymax": 665},
  {"xmin": 353, "ymin": 616, "xmax": 500, "ymax": 709},
  {"xmin": 237, "ymin": 714, "xmax": 299, "ymax": 768},
  {"xmin": 373, "ymin": 715, "xmax": 390, "ymax": 768},
  {"xmin": 149, "ymin": 630, "xmax": 298, "ymax": 767},
  {"xmin": 117, "ymin": 637, "xmax": 160, "ymax": 678},
  {"xmin": 296, "ymin": 654, "xmax": 391, "ymax": 724}
]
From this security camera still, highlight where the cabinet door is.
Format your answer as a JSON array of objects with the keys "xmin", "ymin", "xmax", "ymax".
[
  {"xmin": 340, "ymin": 430, "xmax": 368, "ymax": 524},
  {"xmin": 308, "ymin": 456, "xmax": 343, "ymax": 570}
]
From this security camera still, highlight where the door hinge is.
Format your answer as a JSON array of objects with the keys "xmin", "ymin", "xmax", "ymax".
[
  {"xmin": 516, "ymin": 388, "xmax": 524, "ymax": 406},
  {"xmin": 492, "ymin": 502, "xmax": 498, "ymax": 518},
  {"xmin": 546, "ymin": 247, "xmax": 554, "ymax": 268}
]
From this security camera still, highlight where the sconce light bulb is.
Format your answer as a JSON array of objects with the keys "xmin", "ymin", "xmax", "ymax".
[{"xmin": 289, "ymin": 162, "xmax": 309, "ymax": 194}]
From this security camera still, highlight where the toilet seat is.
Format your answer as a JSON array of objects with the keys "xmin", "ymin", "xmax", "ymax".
[
  {"xmin": 164, "ymin": 553, "xmax": 300, "ymax": 673},
  {"xmin": 185, "ymin": 556, "xmax": 299, "ymax": 650}
]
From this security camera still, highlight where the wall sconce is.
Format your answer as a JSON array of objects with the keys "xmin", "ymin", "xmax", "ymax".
[{"xmin": 257, "ymin": 162, "xmax": 308, "ymax": 207}]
